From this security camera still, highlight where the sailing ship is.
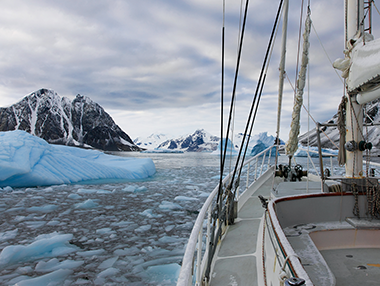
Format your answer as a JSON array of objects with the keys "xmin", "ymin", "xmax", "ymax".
[{"xmin": 177, "ymin": 0, "xmax": 380, "ymax": 285}]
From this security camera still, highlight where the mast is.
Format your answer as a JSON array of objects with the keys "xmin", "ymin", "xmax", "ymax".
[{"xmin": 345, "ymin": 0, "xmax": 364, "ymax": 178}]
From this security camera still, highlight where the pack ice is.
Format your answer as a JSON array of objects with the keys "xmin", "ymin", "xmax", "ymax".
[{"xmin": 0, "ymin": 131, "xmax": 156, "ymax": 188}]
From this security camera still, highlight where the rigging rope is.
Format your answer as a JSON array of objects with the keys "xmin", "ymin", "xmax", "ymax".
[
  {"xmin": 311, "ymin": 22, "xmax": 344, "ymax": 84},
  {"xmin": 217, "ymin": 0, "xmax": 250, "ymax": 206},
  {"xmin": 373, "ymin": 0, "xmax": 380, "ymax": 16},
  {"xmin": 230, "ymin": 0, "xmax": 284, "ymax": 192},
  {"xmin": 285, "ymin": 72, "xmax": 340, "ymax": 149},
  {"xmin": 337, "ymin": 96, "xmax": 347, "ymax": 165},
  {"xmin": 286, "ymin": 9, "xmax": 312, "ymax": 157}
]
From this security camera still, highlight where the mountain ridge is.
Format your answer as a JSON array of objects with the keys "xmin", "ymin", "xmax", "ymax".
[
  {"xmin": 135, "ymin": 129, "xmax": 280, "ymax": 154},
  {"xmin": 0, "ymin": 89, "xmax": 141, "ymax": 151}
]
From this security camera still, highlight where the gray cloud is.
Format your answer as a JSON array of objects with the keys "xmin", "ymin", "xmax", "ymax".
[{"xmin": 0, "ymin": 0, "xmax": 378, "ymax": 138}]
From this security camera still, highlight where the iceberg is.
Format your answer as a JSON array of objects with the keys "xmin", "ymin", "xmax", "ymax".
[
  {"xmin": 211, "ymin": 133, "xmax": 283, "ymax": 156},
  {"xmin": 294, "ymin": 145, "xmax": 338, "ymax": 157},
  {"xmin": 0, "ymin": 130, "xmax": 156, "ymax": 188},
  {"xmin": 211, "ymin": 138, "xmax": 238, "ymax": 155}
]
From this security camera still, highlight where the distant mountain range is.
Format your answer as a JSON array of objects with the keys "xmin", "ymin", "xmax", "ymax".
[
  {"xmin": 0, "ymin": 89, "xmax": 141, "ymax": 151},
  {"xmin": 134, "ymin": 129, "xmax": 279, "ymax": 154},
  {"xmin": 134, "ymin": 130, "xmax": 218, "ymax": 152},
  {"xmin": 134, "ymin": 134, "xmax": 173, "ymax": 150}
]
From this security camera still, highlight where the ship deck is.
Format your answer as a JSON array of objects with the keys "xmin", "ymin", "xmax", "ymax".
[
  {"xmin": 209, "ymin": 173, "xmax": 380, "ymax": 286},
  {"xmin": 209, "ymin": 175, "xmax": 278, "ymax": 285}
]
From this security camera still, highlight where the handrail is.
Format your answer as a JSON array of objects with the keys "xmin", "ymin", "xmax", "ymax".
[{"xmin": 177, "ymin": 145, "xmax": 276, "ymax": 285}]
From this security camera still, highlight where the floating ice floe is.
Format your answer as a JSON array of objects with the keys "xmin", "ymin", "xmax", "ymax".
[
  {"xmin": 174, "ymin": 196, "xmax": 199, "ymax": 201},
  {"xmin": 0, "ymin": 232, "xmax": 77, "ymax": 268},
  {"xmin": 75, "ymin": 199, "xmax": 99, "ymax": 209},
  {"xmin": 159, "ymin": 200, "xmax": 183, "ymax": 211},
  {"xmin": 0, "ymin": 130, "xmax": 156, "ymax": 188},
  {"xmin": 145, "ymin": 263, "xmax": 181, "ymax": 285},
  {"xmin": 12, "ymin": 269, "xmax": 73, "ymax": 286}
]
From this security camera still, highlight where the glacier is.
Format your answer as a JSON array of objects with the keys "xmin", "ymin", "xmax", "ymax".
[{"xmin": 0, "ymin": 130, "xmax": 156, "ymax": 188}]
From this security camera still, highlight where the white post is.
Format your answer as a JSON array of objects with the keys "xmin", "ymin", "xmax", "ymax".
[
  {"xmin": 196, "ymin": 228, "xmax": 203, "ymax": 285},
  {"xmin": 206, "ymin": 205, "xmax": 211, "ymax": 257},
  {"xmin": 246, "ymin": 162, "xmax": 250, "ymax": 190},
  {"xmin": 254, "ymin": 157, "xmax": 259, "ymax": 180},
  {"xmin": 260, "ymin": 153, "xmax": 266, "ymax": 177}
]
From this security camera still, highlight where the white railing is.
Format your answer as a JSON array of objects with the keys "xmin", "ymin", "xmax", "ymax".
[{"xmin": 176, "ymin": 145, "xmax": 276, "ymax": 286}]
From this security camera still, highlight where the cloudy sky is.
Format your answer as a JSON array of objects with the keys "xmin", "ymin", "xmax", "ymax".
[{"xmin": 1, "ymin": 0, "xmax": 379, "ymax": 140}]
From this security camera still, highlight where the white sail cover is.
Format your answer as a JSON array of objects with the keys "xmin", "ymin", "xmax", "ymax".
[
  {"xmin": 347, "ymin": 37, "xmax": 380, "ymax": 95},
  {"xmin": 286, "ymin": 14, "xmax": 311, "ymax": 157}
]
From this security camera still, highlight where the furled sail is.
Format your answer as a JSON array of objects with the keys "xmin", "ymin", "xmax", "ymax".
[
  {"xmin": 286, "ymin": 13, "xmax": 311, "ymax": 157},
  {"xmin": 334, "ymin": 34, "xmax": 380, "ymax": 104}
]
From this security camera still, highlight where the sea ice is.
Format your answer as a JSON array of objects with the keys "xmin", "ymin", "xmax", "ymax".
[
  {"xmin": 97, "ymin": 267, "xmax": 120, "ymax": 278},
  {"xmin": 0, "ymin": 233, "xmax": 77, "ymax": 268},
  {"xmin": 134, "ymin": 186, "xmax": 148, "ymax": 192},
  {"xmin": 76, "ymin": 249, "xmax": 105, "ymax": 257},
  {"xmin": 67, "ymin": 194, "xmax": 81, "ymax": 199},
  {"xmin": 13, "ymin": 269, "xmax": 73, "ymax": 286},
  {"xmin": 74, "ymin": 199, "xmax": 99, "ymax": 209},
  {"xmin": 135, "ymin": 225, "xmax": 152, "ymax": 232},
  {"xmin": 0, "ymin": 130, "xmax": 156, "ymax": 188},
  {"xmin": 98, "ymin": 256, "xmax": 118, "ymax": 269},
  {"xmin": 119, "ymin": 185, "xmax": 137, "ymax": 192},
  {"xmin": 159, "ymin": 200, "xmax": 183, "ymax": 211},
  {"xmin": 140, "ymin": 209, "xmax": 162, "ymax": 218},
  {"xmin": 145, "ymin": 263, "xmax": 181, "ymax": 284},
  {"xmin": 35, "ymin": 258, "xmax": 84, "ymax": 272},
  {"xmin": 174, "ymin": 196, "xmax": 199, "ymax": 201},
  {"xmin": 0, "ymin": 229, "xmax": 18, "ymax": 241},
  {"xmin": 96, "ymin": 228, "xmax": 114, "ymax": 235},
  {"xmin": 26, "ymin": 204, "xmax": 58, "ymax": 212}
]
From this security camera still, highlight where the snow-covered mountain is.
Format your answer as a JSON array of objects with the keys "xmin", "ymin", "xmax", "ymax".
[
  {"xmin": 0, "ymin": 89, "xmax": 141, "ymax": 151},
  {"xmin": 155, "ymin": 129, "xmax": 280, "ymax": 154},
  {"xmin": 298, "ymin": 98, "xmax": 380, "ymax": 155},
  {"xmin": 157, "ymin": 129, "xmax": 220, "ymax": 152},
  {"xmin": 134, "ymin": 133, "xmax": 173, "ymax": 150}
]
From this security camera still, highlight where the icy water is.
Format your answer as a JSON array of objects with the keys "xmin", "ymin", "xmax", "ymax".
[
  {"xmin": 0, "ymin": 152, "xmax": 369, "ymax": 285},
  {"xmin": 0, "ymin": 152, "xmax": 225, "ymax": 285}
]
